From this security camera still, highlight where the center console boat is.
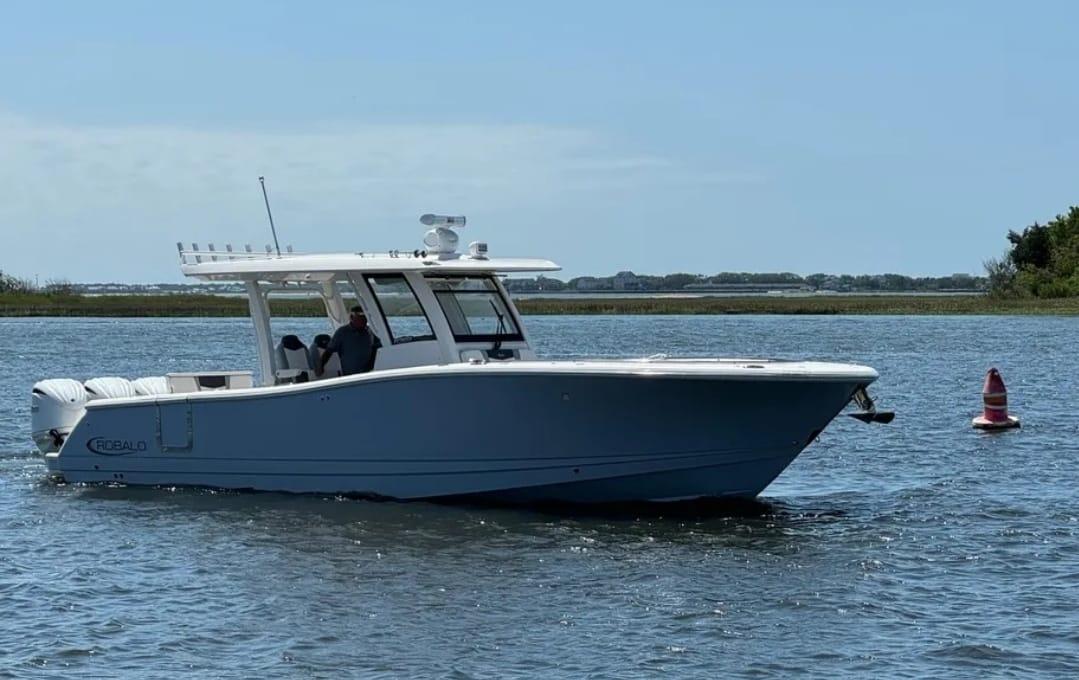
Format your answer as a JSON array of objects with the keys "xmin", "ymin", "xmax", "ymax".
[{"xmin": 31, "ymin": 215, "xmax": 889, "ymax": 503}]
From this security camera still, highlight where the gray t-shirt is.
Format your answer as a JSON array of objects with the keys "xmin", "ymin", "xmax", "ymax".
[{"xmin": 327, "ymin": 325, "xmax": 383, "ymax": 375}]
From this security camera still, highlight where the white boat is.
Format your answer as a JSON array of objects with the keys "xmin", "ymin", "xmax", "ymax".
[{"xmin": 31, "ymin": 215, "xmax": 890, "ymax": 503}]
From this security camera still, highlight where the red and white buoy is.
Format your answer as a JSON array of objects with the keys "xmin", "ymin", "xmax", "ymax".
[{"xmin": 972, "ymin": 368, "xmax": 1020, "ymax": 430}]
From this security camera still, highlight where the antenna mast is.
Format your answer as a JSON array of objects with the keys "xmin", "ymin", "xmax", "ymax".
[{"xmin": 258, "ymin": 176, "xmax": 282, "ymax": 256}]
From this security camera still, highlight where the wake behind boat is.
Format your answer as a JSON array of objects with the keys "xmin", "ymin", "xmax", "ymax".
[{"xmin": 31, "ymin": 215, "xmax": 889, "ymax": 503}]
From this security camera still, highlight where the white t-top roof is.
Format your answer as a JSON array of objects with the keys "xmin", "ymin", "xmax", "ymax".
[{"xmin": 179, "ymin": 251, "xmax": 561, "ymax": 281}]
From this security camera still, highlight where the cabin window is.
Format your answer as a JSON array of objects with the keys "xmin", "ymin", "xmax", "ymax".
[
  {"xmin": 365, "ymin": 274, "xmax": 436, "ymax": 344},
  {"xmin": 426, "ymin": 275, "xmax": 523, "ymax": 342}
]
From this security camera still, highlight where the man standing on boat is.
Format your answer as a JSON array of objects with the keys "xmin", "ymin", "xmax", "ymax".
[{"xmin": 318, "ymin": 305, "xmax": 382, "ymax": 376}]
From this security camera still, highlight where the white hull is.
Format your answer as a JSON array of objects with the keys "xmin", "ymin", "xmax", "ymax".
[{"xmin": 45, "ymin": 360, "xmax": 876, "ymax": 503}]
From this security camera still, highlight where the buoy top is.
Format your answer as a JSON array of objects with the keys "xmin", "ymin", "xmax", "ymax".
[{"xmin": 983, "ymin": 367, "xmax": 1007, "ymax": 396}]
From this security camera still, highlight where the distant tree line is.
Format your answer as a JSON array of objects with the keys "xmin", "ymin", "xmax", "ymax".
[
  {"xmin": 503, "ymin": 271, "xmax": 986, "ymax": 293},
  {"xmin": 0, "ymin": 271, "xmax": 36, "ymax": 294},
  {"xmin": 0, "ymin": 271, "xmax": 75, "ymax": 296},
  {"xmin": 985, "ymin": 206, "xmax": 1079, "ymax": 298},
  {"xmin": 4, "ymin": 267, "xmax": 993, "ymax": 297}
]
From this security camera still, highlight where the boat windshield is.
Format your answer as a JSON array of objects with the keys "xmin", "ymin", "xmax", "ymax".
[
  {"xmin": 364, "ymin": 274, "xmax": 437, "ymax": 344},
  {"xmin": 426, "ymin": 275, "xmax": 522, "ymax": 342}
]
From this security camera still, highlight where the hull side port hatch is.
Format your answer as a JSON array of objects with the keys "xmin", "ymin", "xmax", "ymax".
[{"xmin": 157, "ymin": 401, "xmax": 192, "ymax": 450}]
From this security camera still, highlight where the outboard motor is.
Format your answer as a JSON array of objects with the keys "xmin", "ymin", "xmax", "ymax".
[
  {"xmin": 31, "ymin": 379, "xmax": 88, "ymax": 453},
  {"xmin": 308, "ymin": 334, "xmax": 342, "ymax": 378},
  {"xmin": 84, "ymin": 377, "xmax": 137, "ymax": 401},
  {"xmin": 132, "ymin": 376, "xmax": 170, "ymax": 396}
]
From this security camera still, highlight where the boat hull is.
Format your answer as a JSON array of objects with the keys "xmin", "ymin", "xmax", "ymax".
[{"xmin": 46, "ymin": 364, "xmax": 872, "ymax": 502}]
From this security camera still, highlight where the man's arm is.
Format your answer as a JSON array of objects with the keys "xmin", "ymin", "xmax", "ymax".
[{"xmin": 363, "ymin": 335, "xmax": 382, "ymax": 373}]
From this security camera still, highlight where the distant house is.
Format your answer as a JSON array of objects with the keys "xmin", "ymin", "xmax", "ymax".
[
  {"xmin": 683, "ymin": 282, "xmax": 810, "ymax": 292},
  {"xmin": 502, "ymin": 277, "xmax": 539, "ymax": 292},
  {"xmin": 574, "ymin": 277, "xmax": 601, "ymax": 291},
  {"xmin": 612, "ymin": 271, "xmax": 641, "ymax": 291}
]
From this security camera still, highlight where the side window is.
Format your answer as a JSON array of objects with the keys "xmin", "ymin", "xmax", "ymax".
[
  {"xmin": 366, "ymin": 275, "xmax": 436, "ymax": 344},
  {"xmin": 427, "ymin": 276, "xmax": 523, "ymax": 342}
]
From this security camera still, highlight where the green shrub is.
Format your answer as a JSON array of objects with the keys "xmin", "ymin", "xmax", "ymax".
[{"xmin": 989, "ymin": 206, "xmax": 1079, "ymax": 298}]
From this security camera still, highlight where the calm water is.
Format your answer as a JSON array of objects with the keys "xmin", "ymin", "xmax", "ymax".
[{"xmin": 1, "ymin": 315, "xmax": 1077, "ymax": 678}]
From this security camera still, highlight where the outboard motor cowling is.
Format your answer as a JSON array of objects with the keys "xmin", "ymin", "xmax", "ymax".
[
  {"xmin": 84, "ymin": 377, "xmax": 137, "ymax": 401},
  {"xmin": 31, "ymin": 379, "xmax": 88, "ymax": 453},
  {"xmin": 132, "ymin": 376, "xmax": 170, "ymax": 396}
]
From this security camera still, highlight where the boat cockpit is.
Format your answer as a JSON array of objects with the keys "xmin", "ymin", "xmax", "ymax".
[
  {"xmin": 31, "ymin": 215, "xmax": 559, "ymax": 452},
  {"xmin": 176, "ymin": 215, "xmax": 560, "ymax": 387},
  {"xmin": 257, "ymin": 271, "xmax": 533, "ymax": 385}
]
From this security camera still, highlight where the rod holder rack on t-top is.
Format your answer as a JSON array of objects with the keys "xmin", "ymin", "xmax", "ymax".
[
  {"xmin": 177, "ymin": 242, "xmax": 296, "ymax": 265},
  {"xmin": 178, "ymin": 213, "xmax": 480, "ymax": 265}
]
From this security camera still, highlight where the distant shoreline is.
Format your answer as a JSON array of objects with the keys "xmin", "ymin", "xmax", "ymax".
[{"xmin": 2, "ymin": 293, "xmax": 1077, "ymax": 316}]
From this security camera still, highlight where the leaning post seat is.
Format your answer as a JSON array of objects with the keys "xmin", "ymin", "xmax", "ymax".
[
  {"xmin": 83, "ymin": 377, "xmax": 138, "ymax": 400},
  {"xmin": 308, "ymin": 334, "xmax": 342, "ymax": 379},
  {"xmin": 275, "ymin": 334, "xmax": 313, "ymax": 383}
]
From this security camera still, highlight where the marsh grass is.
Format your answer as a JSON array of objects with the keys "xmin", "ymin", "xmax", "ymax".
[{"xmin": 2, "ymin": 292, "xmax": 1077, "ymax": 317}]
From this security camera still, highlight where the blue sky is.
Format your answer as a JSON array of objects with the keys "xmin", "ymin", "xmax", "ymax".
[{"xmin": 2, "ymin": 1, "xmax": 1077, "ymax": 282}]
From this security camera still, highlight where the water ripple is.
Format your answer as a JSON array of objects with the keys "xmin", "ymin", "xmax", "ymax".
[{"xmin": 1, "ymin": 316, "xmax": 1078, "ymax": 677}]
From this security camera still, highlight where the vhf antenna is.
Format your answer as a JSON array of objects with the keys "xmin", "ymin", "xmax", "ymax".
[{"xmin": 258, "ymin": 176, "xmax": 282, "ymax": 256}]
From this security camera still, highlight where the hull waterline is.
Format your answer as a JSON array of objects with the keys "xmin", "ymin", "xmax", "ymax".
[{"xmin": 45, "ymin": 362, "xmax": 873, "ymax": 503}]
